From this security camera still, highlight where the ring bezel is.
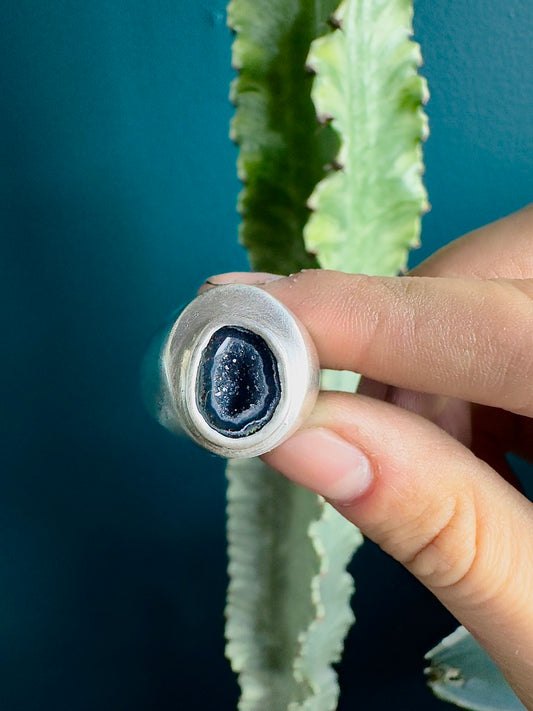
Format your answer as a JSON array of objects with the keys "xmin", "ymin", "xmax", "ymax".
[{"xmin": 158, "ymin": 283, "xmax": 319, "ymax": 458}]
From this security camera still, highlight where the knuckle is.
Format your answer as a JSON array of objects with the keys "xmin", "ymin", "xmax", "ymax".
[
  {"xmin": 353, "ymin": 276, "xmax": 420, "ymax": 365},
  {"xmin": 399, "ymin": 493, "xmax": 479, "ymax": 590},
  {"xmin": 335, "ymin": 274, "xmax": 386, "ymax": 364}
]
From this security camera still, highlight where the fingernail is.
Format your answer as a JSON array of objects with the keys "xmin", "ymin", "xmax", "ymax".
[
  {"xmin": 204, "ymin": 272, "xmax": 284, "ymax": 286},
  {"xmin": 264, "ymin": 427, "xmax": 374, "ymax": 504}
]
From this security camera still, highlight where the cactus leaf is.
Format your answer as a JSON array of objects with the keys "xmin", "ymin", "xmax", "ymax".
[
  {"xmin": 225, "ymin": 458, "xmax": 321, "ymax": 710},
  {"xmin": 425, "ymin": 626, "xmax": 526, "ymax": 711},
  {"xmin": 305, "ymin": 0, "xmax": 429, "ymax": 275},
  {"xmin": 225, "ymin": 458, "xmax": 362, "ymax": 711},
  {"xmin": 227, "ymin": 0, "xmax": 339, "ymax": 274}
]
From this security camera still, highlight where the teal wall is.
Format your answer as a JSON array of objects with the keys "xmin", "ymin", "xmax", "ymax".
[{"xmin": 2, "ymin": 2, "xmax": 532, "ymax": 709}]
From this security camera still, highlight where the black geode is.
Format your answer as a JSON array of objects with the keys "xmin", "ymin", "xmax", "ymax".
[{"xmin": 196, "ymin": 326, "xmax": 281, "ymax": 438}]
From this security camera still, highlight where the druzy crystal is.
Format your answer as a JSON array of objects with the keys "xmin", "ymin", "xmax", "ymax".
[{"xmin": 196, "ymin": 326, "xmax": 281, "ymax": 437}]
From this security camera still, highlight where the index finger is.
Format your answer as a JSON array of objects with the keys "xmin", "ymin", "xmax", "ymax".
[{"xmin": 263, "ymin": 271, "xmax": 533, "ymax": 416}]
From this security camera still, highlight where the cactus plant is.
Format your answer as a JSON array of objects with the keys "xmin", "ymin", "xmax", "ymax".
[{"xmin": 225, "ymin": 1, "xmax": 427, "ymax": 709}]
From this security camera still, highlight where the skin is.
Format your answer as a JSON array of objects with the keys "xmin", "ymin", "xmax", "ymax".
[{"xmin": 205, "ymin": 204, "xmax": 533, "ymax": 709}]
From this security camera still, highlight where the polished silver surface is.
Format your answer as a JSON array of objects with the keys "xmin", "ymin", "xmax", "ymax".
[{"xmin": 146, "ymin": 283, "xmax": 320, "ymax": 458}]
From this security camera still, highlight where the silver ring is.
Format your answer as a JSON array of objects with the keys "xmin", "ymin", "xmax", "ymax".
[{"xmin": 143, "ymin": 283, "xmax": 320, "ymax": 458}]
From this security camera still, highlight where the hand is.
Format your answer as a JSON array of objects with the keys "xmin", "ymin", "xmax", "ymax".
[{"xmin": 206, "ymin": 205, "xmax": 533, "ymax": 708}]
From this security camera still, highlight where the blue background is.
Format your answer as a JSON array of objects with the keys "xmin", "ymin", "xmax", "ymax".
[{"xmin": 2, "ymin": 1, "xmax": 532, "ymax": 709}]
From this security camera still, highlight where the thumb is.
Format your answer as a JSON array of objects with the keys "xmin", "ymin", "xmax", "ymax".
[{"xmin": 262, "ymin": 391, "xmax": 533, "ymax": 707}]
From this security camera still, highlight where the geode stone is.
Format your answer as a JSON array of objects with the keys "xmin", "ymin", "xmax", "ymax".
[{"xmin": 196, "ymin": 326, "xmax": 281, "ymax": 438}]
